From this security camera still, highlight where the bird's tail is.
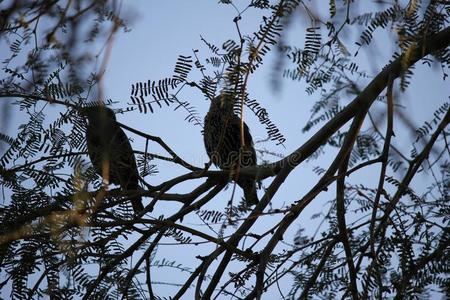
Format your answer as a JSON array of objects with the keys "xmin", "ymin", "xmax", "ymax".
[
  {"xmin": 238, "ymin": 179, "xmax": 259, "ymax": 206},
  {"xmin": 126, "ymin": 179, "xmax": 144, "ymax": 213}
]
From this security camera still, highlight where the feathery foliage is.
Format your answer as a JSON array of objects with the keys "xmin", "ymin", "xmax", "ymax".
[{"xmin": 0, "ymin": 1, "xmax": 449, "ymax": 299}]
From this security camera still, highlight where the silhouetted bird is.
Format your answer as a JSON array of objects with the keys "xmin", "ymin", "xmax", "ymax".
[
  {"xmin": 82, "ymin": 105, "xmax": 144, "ymax": 213},
  {"xmin": 203, "ymin": 94, "xmax": 259, "ymax": 205}
]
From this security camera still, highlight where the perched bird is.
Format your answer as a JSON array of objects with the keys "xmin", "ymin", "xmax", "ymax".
[
  {"xmin": 81, "ymin": 105, "xmax": 144, "ymax": 213},
  {"xmin": 203, "ymin": 94, "xmax": 259, "ymax": 205}
]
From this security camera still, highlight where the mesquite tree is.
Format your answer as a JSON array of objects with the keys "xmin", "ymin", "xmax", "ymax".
[{"xmin": 0, "ymin": 1, "xmax": 449, "ymax": 299}]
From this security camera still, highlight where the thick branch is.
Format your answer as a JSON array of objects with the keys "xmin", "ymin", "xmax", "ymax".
[{"xmin": 193, "ymin": 26, "xmax": 450, "ymax": 299}]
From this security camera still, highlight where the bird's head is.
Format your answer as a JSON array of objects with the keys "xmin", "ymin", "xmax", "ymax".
[
  {"xmin": 210, "ymin": 93, "xmax": 235, "ymax": 115},
  {"xmin": 79, "ymin": 104, "xmax": 116, "ymax": 125}
]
